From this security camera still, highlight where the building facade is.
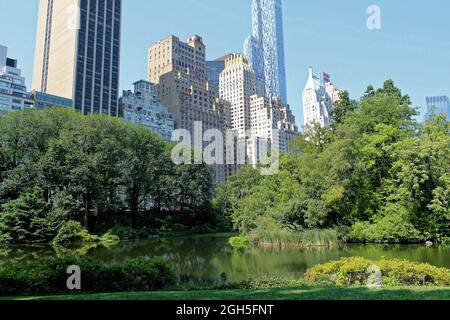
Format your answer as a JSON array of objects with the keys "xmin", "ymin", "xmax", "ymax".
[
  {"xmin": 219, "ymin": 54, "xmax": 297, "ymax": 170},
  {"xmin": 120, "ymin": 80, "xmax": 175, "ymax": 141},
  {"xmin": 33, "ymin": 0, "xmax": 122, "ymax": 116},
  {"xmin": 425, "ymin": 96, "xmax": 450, "ymax": 121},
  {"xmin": 302, "ymin": 67, "xmax": 341, "ymax": 130},
  {"xmin": 32, "ymin": 91, "xmax": 73, "ymax": 110},
  {"xmin": 148, "ymin": 35, "xmax": 232, "ymax": 183},
  {"xmin": 206, "ymin": 54, "xmax": 231, "ymax": 95},
  {"xmin": 244, "ymin": 0, "xmax": 287, "ymax": 103},
  {"xmin": 249, "ymin": 95, "xmax": 297, "ymax": 155},
  {"xmin": 219, "ymin": 54, "xmax": 258, "ymax": 137},
  {"xmin": 0, "ymin": 45, "xmax": 34, "ymax": 116}
]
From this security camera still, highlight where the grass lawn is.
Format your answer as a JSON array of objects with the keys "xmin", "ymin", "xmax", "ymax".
[{"xmin": 5, "ymin": 286, "xmax": 450, "ymax": 301}]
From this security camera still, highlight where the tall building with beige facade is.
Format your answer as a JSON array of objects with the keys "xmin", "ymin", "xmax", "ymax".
[
  {"xmin": 219, "ymin": 54, "xmax": 298, "ymax": 168},
  {"xmin": 249, "ymin": 95, "xmax": 298, "ymax": 156},
  {"xmin": 33, "ymin": 0, "xmax": 121, "ymax": 116},
  {"xmin": 219, "ymin": 54, "xmax": 257, "ymax": 138},
  {"xmin": 148, "ymin": 35, "xmax": 232, "ymax": 183}
]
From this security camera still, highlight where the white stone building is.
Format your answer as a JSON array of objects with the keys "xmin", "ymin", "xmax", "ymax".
[
  {"xmin": 302, "ymin": 67, "xmax": 341, "ymax": 130},
  {"xmin": 120, "ymin": 80, "xmax": 175, "ymax": 141},
  {"xmin": 0, "ymin": 45, "xmax": 33, "ymax": 116}
]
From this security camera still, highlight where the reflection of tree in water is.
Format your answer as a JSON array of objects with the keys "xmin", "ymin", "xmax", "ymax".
[
  {"xmin": 2, "ymin": 236, "xmax": 449, "ymax": 283},
  {"xmin": 0, "ymin": 245, "xmax": 55, "ymax": 265}
]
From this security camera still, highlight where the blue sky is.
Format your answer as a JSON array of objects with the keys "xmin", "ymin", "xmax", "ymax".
[{"xmin": 1, "ymin": 0, "xmax": 449, "ymax": 125}]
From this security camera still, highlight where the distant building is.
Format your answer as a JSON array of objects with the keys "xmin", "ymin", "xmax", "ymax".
[
  {"xmin": 33, "ymin": 0, "xmax": 122, "ymax": 116},
  {"xmin": 249, "ymin": 95, "xmax": 298, "ymax": 158},
  {"xmin": 120, "ymin": 80, "xmax": 175, "ymax": 141},
  {"xmin": 0, "ymin": 45, "xmax": 33, "ymax": 116},
  {"xmin": 244, "ymin": 0, "xmax": 287, "ymax": 103},
  {"xmin": 302, "ymin": 67, "xmax": 342, "ymax": 129},
  {"xmin": 148, "ymin": 35, "xmax": 232, "ymax": 183},
  {"xmin": 220, "ymin": 54, "xmax": 258, "ymax": 137},
  {"xmin": 425, "ymin": 96, "xmax": 450, "ymax": 121},
  {"xmin": 206, "ymin": 55, "xmax": 231, "ymax": 95},
  {"xmin": 32, "ymin": 91, "xmax": 73, "ymax": 110},
  {"xmin": 219, "ymin": 54, "xmax": 297, "ymax": 170}
]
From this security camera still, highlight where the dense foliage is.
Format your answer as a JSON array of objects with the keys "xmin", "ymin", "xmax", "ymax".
[
  {"xmin": 305, "ymin": 257, "xmax": 450, "ymax": 287},
  {"xmin": 218, "ymin": 81, "xmax": 449, "ymax": 243},
  {"xmin": 0, "ymin": 108, "xmax": 220, "ymax": 244},
  {"xmin": 0, "ymin": 256, "xmax": 176, "ymax": 296}
]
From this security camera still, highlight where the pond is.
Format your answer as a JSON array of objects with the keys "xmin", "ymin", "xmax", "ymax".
[{"xmin": 1, "ymin": 233, "xmax": 449, "ymax": 285}]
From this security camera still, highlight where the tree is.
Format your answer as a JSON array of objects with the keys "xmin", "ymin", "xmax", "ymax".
[{"xmin": 0, "ymin": 187, "xmax": 51, "ymax": 244}]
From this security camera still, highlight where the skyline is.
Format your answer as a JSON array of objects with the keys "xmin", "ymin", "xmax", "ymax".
[{"xmin": 1, "ymin": 0, "xmax": 450, "ymax": 125}]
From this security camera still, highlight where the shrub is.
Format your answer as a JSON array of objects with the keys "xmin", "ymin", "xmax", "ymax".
[
  {"xmin": 191, "ymin": 224, "xmax": 214, "ymax": 235},
  {"xmin": 107, "ymin": 225, "xmax": 139, "ymax": 240},
  {"xmin": 171, "ymin": 223, "xmax": 188, "ymax": 232},
  {"xmin": 348, "ymin": 203, "xmax": 422, "ymax": 243},
  {"xmin": 99, "ymin": 230, "xmax": 121, "ymax": 243},
  {"xmin": 53, "ymin": 221, "xmax": 88, "ymax": 244},
  {"xmin": 238, "ymin": 275, "xmax": 304, "ymax": 290},
  {"xmin": 305, "ymin": 257, "xmax": 450, "ymax": 287},
  {"xmin": 229, "ymin": 236, "xmax": 250, "ymax": 249},
  {"xmin": 0, "ymin": 256, "xmax": 176, "ymax": 296}
]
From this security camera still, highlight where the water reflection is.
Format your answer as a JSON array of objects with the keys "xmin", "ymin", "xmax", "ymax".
[{"xmin": 1, "ymin": 233, "xmax": 449, "ymax": 284}]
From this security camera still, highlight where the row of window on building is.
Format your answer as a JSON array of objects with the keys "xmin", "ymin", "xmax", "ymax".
[{"xmin": 0, "ymin": 44, "xmax": 175, "ymax": 142}]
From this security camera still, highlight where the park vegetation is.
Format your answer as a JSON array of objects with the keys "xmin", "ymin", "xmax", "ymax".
[
  {"xmin": 0, "ymin": 80, "xmax": 448, "ymax": 246},
  {"xmin": 0, "ymin": 108, "xmax": 225, "ymax": 245},
  {"xmin": 305, "ymin": 257, "xmax": 450, "ymax": 287},
  {"xmin": 0, "ymin": 256, "xmax": 175, "ymax": 296},
  {"xmin": 217, "ymin": 80, "xmax": 449, "ymax": 245}
]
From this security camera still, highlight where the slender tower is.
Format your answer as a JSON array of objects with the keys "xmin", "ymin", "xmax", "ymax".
[
  {"xmin": 244, "ymin": 0, "xmax": 287, "ymax": 103},
  {"xmin": 33, "ymin": 0, "xmax": 122, "ymax": 116}
]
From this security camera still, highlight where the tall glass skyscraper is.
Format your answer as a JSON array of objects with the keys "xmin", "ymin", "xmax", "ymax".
[
  {"xmin": 33, "ymin": 0, "xmax": 122, "ymax": 116},
  {"xmin": 426, "ymin": 96, "xmax": 450, "ymax": 121},
  {"xmin": 244, "ymin": 0, "xmax": 287, "ymax": 103}
]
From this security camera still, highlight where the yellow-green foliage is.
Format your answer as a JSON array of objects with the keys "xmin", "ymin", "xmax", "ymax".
[
  {"xmin": 305, "ymin": 257, "xmax": 450, "ymax": 287},
  {"xmin": 229, "ymin": 236, "xmax": 250, "ymax": 249}
]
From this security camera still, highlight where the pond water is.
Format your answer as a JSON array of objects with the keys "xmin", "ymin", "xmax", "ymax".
[{"xmin": 1, "ymin": 233, "xmax": 449, "ymax": 285}]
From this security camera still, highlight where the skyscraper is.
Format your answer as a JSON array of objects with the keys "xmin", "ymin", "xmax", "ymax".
[
  {"xmin": 220, "ymin": 54, "xmax": 258, "ymax": 137},
  {"xmin": 425, "ymin": 96, "xmax": 450, "ymax": 121},
  {"xmin": 148, "ymin": 35, "xmax": 232, "ymax": 183},
  {"xmin": 33, "ymin": 0, "xmax": 122, "ymax": 116},
  {"xmin": 219, "ymin": 54, "xmax": 297, "ymax": 170},
  {"xmin": 244, "ymin": 0, "xmax": 287, "ymax": 103}
]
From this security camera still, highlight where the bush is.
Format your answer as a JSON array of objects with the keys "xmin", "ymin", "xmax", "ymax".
[
  {"xmin": 305, "ymin": 257, "xmax": 450, "ymax": 287},
  {"xmin": 228, "ymin": 236, "xmax": 250, "ymax": 249},
  {"xmin": 53, "ymin": 221, "xmax": 88, "ymax": 244},
  {"xmin": 349, "ymin": 215, "xmax": 422, "ymax": 243},
  {"xmin": 107, "ymin": 225, "xmax": 139, "ymax": 240},
  {"xmin": 54, "ymin": 221, "xmax": 121, "ymax": 245},
  {"xmin": 170, "ymin": 223, "xmax": 188, "ymax": 232},
  {"xmin": 0, "ymin": 256, "xmax": 176, "ymax": 296},
  {"xmin": 191, "ymin": 224, "xmax": 214, "ymax": 235},
  {"xmin": 238, "ymin": 275, "xmax": 304, "ymax": 290}
]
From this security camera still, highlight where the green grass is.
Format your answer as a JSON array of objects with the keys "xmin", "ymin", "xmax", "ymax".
[
  {"xmin": 4, "ymin": 286, "xmax": 450, "ymax": 301},
  {"xmin": 251, "ymin": 229, "xmax": 339, "ymax": 248}
]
